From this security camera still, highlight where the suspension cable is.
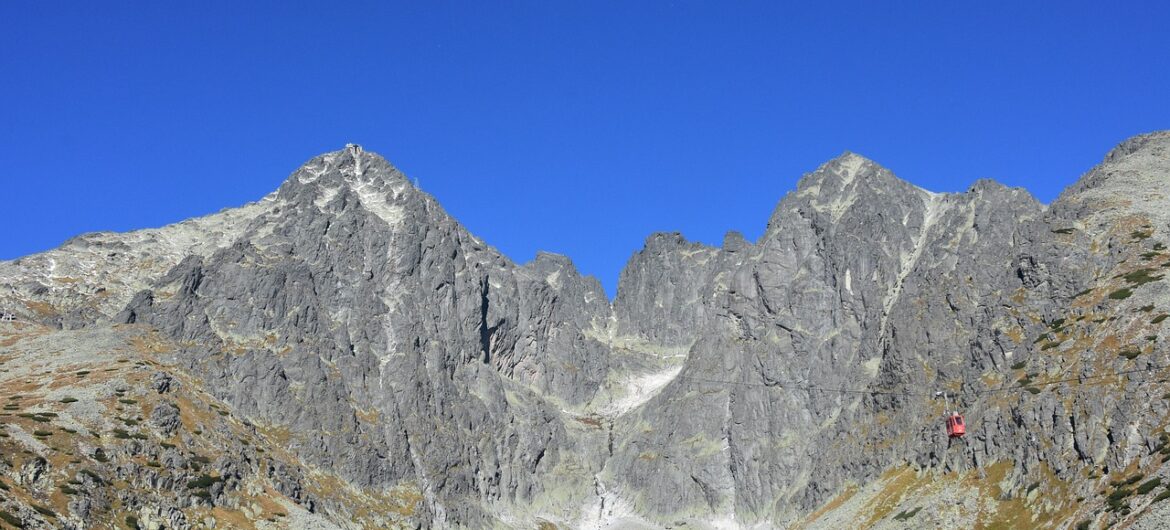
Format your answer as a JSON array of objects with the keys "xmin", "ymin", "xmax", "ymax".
[{"xmin": 672, "ymin": 362, "xmax": 1170, "ymax": 399}]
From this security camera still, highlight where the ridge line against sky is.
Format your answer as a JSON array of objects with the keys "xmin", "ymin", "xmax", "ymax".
[{"xmin": 2, "ymin": 1, "xmax": 1168, "ymax": 296}]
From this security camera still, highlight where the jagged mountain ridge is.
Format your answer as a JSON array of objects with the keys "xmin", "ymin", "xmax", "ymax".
[{"xmin": 1, "ymin": 134, "xmax": 1169, "ymax": 529}]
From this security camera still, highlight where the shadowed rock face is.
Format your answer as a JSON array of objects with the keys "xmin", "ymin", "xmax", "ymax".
[{"xmin": 2, "ymin": 133, "xmax": 1170, "ymax": 529}]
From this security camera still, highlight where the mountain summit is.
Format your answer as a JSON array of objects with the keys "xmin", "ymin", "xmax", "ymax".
[{"xmin": 2, "ymin": 132, "xmax": 1170, "ymax": 529}]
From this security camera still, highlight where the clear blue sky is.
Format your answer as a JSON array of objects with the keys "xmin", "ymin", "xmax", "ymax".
[{"xmin": 2, "ymin": 2, "xmax": 1168, "ymax": 297}]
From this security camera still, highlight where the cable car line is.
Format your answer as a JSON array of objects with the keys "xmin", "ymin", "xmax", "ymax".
[
  {"xmin": 673, "ymin": 362, "xmax": 1170, "ymax": 399},
  {"xmin": 968, "ymin": 364, "xmax": 1168, "ymax": 396},
  {"xmin": 666, "ymin": 362, "xmax": 1170, "ymax": 439}
]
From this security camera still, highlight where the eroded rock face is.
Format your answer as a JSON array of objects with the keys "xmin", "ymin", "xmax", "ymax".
[
  {"xmin": 113, "ymin": 146, "xmax": 582, "ymax": 525},
  {"xmin": 2, "ymin": 133, "xmax": 1170, "ymax": 529},
  {"xmin": 612, "ymin": 232, "xmax": 721, "ymax": 349}
]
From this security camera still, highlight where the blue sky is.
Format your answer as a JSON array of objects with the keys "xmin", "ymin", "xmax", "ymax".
[{"xmin": 2, "ymin": 2, "xmax": 1168, "ymax": 296}]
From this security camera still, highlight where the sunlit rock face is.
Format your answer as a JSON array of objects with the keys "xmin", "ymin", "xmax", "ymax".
[{"xmin": 1, "ymin": 132, "xmax": 1169, "ymax": 529}]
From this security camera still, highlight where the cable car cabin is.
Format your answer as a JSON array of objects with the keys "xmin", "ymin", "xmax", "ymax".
[{"xmin": 945, "ymin": 413, "xmax": 966, "ymax": 438}]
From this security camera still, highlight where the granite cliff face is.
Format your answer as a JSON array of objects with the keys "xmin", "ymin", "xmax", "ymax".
[{"xmin": 2, "ymin": 134, "xmax": 1170, "ymax": 529}]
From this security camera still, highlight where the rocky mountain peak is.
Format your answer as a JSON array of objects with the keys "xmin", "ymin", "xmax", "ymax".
[
  {"xmin": 1052, "ymin": 130, "xmax": 1170, "ymax": 226},
  {"xmin": 272, "ymin": 144, "xmax": 418, "ymax": 230},
  {"xmin": 781, "ymin": 151, "xmax": 932, "ymax": 226},
  {"xmin": 283, "ymin": 143, "xmax": 402, "ymax": 186},
  {"xmin": 763, "ymin": 151, "xmax": 935, "ymax": 245},
  {"xmin": 796, "ymin": 151, "xmax": 898, "ymax": 193},
  {"xmin": 722, "ymin": 230, "xmax": 749, "ymax": 251},
  {"xmin": 525, "ymin": 251, "xmax": 581, "ymax": 279},
  {"xmin": 1103, "ymin": 130, "xmax": 1170, "ymax": 164}
]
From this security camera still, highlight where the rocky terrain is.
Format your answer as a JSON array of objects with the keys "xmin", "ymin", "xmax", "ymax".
[{"xmin": 1, "ymin": 133, "xmax": 1169, "ymax": 529}]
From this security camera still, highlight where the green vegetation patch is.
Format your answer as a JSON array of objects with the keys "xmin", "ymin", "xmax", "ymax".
[
  {"xmin": 1137, "ymin": 477, "xmax": 1162, "ymax": 494},
  {"xmin": 0, "ymin": 509, "xmax": 24, "ymax": 528},
  {"xmin": 1011, "ymin": 361, "xmax": 1027, "ymax": 370},
  {"xmin": 1106, "ymin": 487, "xmax": 1134, "ymax": 512},
  {"xmin": 1111, "ymin": 474, "xmax": 1145, "ymax": 488},
  {"xmin": 59, "ymin": 397, "xmax": 78, "ymax": 403},
  {"xmin": 17, "ymin": 413, "xmax": 52, "ymax": 423},
  {"xmin": 1153, "ymin": 314, "xmax": 1169, "ymax": 324},
  {"xmin": 892, "ymin": 506, "xmax": 922, "ymax": 521},
  {"xmin": 80, "ymin": 469, "xmax": 103, "ymax": 483},
  {"xmin": 31, "ymin": 505, "xmax": 56, "ymax": 518},
  {"xmin": 1072, "ymin": 288, "xmax": 1094, "ymax": 299},
  {"xmin": 1123, "ymin": 268, "xmax": 1164, "ymax": 286},
  {"xmin": 1120, "ymin": 349, "xmax": 1143, "ymax": 360},
  {"xmin": 1109, "ymin": 288, "xmax": 1134, "ymax": 300},
  {"xmin": 118, "ymin": 399, "xmax": 138, "ymax": 405},
  {"xmin": 186, "ymin": 474, "xmax": 223, "ymax": 489}
]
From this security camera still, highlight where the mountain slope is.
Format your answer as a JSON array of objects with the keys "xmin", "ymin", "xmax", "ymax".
[{"xmin": 2, "ymin": 133, "xmax": 1169, "ymax": 529}]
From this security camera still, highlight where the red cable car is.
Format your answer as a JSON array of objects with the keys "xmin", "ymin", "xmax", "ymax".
[{"xmin": 945, "ymin": 412, "xmax": 966, "ymax": 438}]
